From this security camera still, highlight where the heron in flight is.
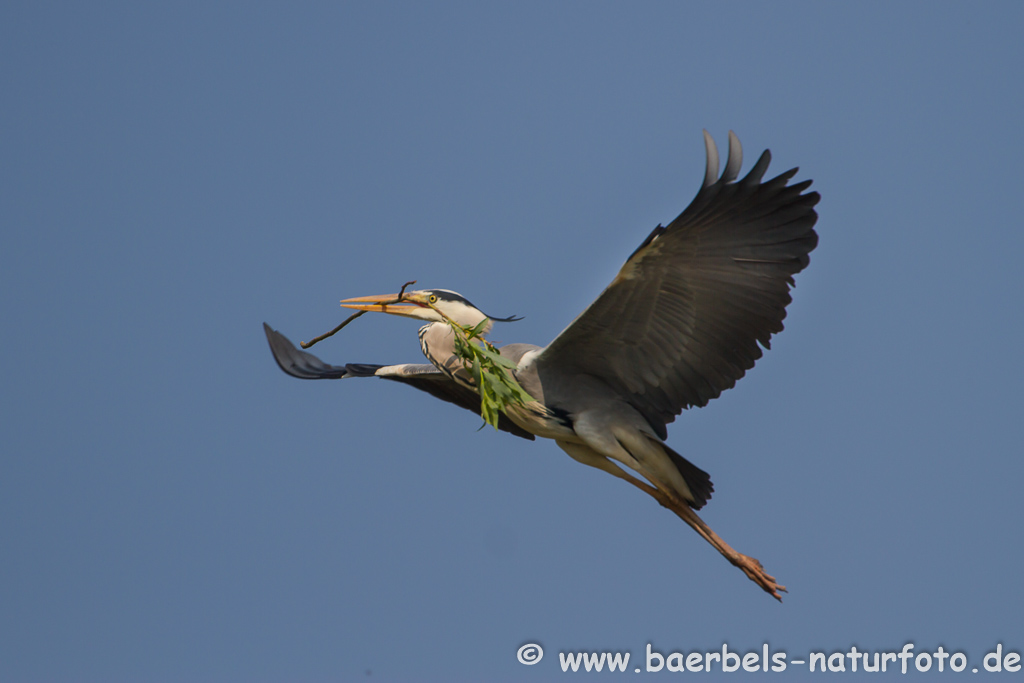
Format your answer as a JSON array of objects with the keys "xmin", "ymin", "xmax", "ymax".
[{"xmin": 264, "ymin": 131, "xmax": 819, "ymax": 600}]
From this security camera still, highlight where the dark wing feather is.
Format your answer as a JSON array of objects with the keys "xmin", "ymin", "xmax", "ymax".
[
  {"xmin": 535, "ymin": 131, "xmax": 819, "ymax": 439},
  {"xmin": 264, "ymin": 322, "xmax": 352, "ymax": 379},
  {"xmin": 263, "ymin": 323, "xmax": 535, "ymax": 440}
]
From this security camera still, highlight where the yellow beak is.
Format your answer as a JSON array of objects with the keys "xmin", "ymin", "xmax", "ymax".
[{"xmin": 339, "ymin": 292, "xmax": 434, "ymax": 320}]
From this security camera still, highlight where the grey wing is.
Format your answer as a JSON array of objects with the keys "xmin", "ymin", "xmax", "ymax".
[
  {"xmin": 263, "ymin": 323, "xmax": 535, "ymax": 440},
  {"xmin": 534, "ymin": 131, "xmax": 819, "ymax": 439}
]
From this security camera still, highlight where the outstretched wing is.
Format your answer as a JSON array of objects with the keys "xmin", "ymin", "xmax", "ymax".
[
  {"xmin": 263, "ymin": 323, "xmax": 535, "ymax": 440},
  {"xmin": 534, "ymin": 131, "xmax": 819, "ymax": 439}
]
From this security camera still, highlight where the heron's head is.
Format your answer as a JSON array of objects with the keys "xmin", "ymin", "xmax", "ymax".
[{"xmin": 340, "ymin": 288, "xmax": 520, "ymax": 332}]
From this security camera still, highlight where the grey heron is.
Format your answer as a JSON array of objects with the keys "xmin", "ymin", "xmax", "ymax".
[{"xmin": 264, "ymin": 131, "xmax": 819, "ymax": 600}]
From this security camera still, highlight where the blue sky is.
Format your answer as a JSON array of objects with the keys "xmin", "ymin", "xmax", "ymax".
[{"xmin": 2, "ymin": 2, "xmax": 1022, "ymax": 681}]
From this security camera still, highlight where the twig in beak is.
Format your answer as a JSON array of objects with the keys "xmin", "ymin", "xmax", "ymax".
[
  {"xmin": 300, "ymin": 310, "xmax": 366, "ymax": 349},
  {"xmin": 395, "ymin": 280, "xmax": 416, "ymax": 300},
  {"xmin": 299, "ymin": 280, "xmax": 418, "ymax": 349}
]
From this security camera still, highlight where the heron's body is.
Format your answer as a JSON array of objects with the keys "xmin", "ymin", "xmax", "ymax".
[{"xmin": 264, "ymin": 131, "xmax": 819, "ymax": 600}]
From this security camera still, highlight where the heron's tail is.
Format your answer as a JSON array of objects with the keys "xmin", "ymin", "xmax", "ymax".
[{"xmin": 655, "ymin": 438, "xmax": 713, "ymax": 510}]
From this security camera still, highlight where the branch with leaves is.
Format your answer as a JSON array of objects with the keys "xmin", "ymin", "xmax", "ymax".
[
  {"xmin": 435, "ymin": 316, "xmax": 536, "ymax": 430},
  {"xmin": 302, "ymin": 280, "xmax": 536, "ymax": 430}
]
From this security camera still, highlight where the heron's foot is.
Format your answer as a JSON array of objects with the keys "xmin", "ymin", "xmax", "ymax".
[{"xmin": 732, "ymin": 553, "xmax": 787, "ymax": 602}]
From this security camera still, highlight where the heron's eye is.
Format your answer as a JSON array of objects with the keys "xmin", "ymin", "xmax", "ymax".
[{"xmin": 428, "ymin": 295, "xmax": 437, "ymax": 304}]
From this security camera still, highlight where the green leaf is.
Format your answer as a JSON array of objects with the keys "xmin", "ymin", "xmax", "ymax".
[{"xmin": 435, "ymin": 314, "xmax": 536, "ymax": 430}]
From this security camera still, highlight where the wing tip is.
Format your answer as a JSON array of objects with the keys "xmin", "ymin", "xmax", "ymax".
[
  {"xmin": 722, "ymin": 130, "xmax": 743, "ymax": 182},
  {"xmin": 264, "ymin": 322, "xmax": 350, "ymax": 380},
  {"xmin": 703, "ymin": 130, "xmax": 748, "ymax": 185},
  {"xmin": 702, "ymin": 129, "xmax": 720, "ymax": 187}
]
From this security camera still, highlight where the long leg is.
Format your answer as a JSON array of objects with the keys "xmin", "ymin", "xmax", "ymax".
[{"xmin": 557, "ymin": 440, "xmax": 786, "ymax": 601}]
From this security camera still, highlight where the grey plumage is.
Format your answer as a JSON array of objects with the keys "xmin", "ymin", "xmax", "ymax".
[
  {"xmin": 264, "ymin": 322, "xmax": 535, "ymax": 440},
  {"xmin": 537, "ymin": 130, "xmax": 818, "ymax": 439},
  {"xmin": 264, "ymin": 131, "xmax": 819, "ymax": 600}
]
